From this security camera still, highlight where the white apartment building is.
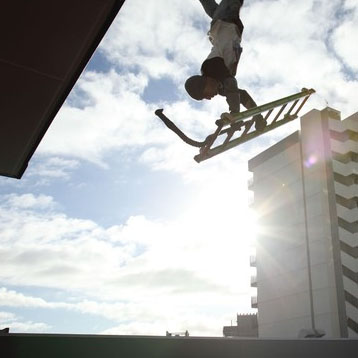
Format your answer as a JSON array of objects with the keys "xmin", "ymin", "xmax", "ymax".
[{"xmin": 248, "ymin": 107, "xmax": 358, "ymax": 338}]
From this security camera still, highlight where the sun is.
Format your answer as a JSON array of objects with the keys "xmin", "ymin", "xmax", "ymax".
[{"xmin": 173, "ymin": 178, "xmax": 258, "ymax": 287}]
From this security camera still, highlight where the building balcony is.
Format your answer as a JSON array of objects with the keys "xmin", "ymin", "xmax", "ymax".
[
  {"xmin": 250, "ymin": 255, "xmax": 256, "ymax": 267},
  {"xmin": 248, "ymin": 196, "xmax": 256, "ymax": 208},
  {"xmin": 250, "ymin": 275, "xmax": 257, "ymax": 288},
  {"xmin": 332, "ymin": 159, "xmax": 357, "ymax": 177},
  {"xmin": 248, "ymin": 177, "xmax": 254, "ymax": 190},
  {"xmin": 251, "ymin": 296, "xmax": 258, "ymax": 309}
]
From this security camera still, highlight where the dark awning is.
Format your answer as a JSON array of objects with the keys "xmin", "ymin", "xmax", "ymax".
[{"xmin": 0, "ymin": 0, "xmax": 126, "ymax": 178}]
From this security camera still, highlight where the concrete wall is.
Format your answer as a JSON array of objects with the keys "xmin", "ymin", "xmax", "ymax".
[
  {"xmin": 251, "ymin": 136, "xmax": 314, "ymax": 337},
  {"xmin": 300, "ymin": 108, "xmax": 342, "ymax": 337},
  {"xmin": 1, "ymin": 333, "xmax": 358, "ymax": 358}
]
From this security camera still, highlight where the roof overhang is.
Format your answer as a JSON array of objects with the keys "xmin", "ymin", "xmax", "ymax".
[{"xmin": 0, "ymin": 0, "xmax": 126, "ymax": 178}]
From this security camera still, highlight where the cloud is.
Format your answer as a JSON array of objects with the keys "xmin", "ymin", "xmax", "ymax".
[
  {"xmin": 0, "ymin": 191, "xmax": 255, "ymax": 335},
  {"xmin": 27, "ymin": 0, "xmax": 356, "ymax": 179},
  {"xmin": 100, "ymin": 0, "xmax": 208, "ymax": 81},
  {"xmin": 5, "ymin": 321, "xmax": 50, "ymax": 333},
  {"xmin": 4, "ymin": 0, "xmax": 358, "ymax": 337},
  {"xmin": 2, "ymin": 193, "xmax": 55, "ymax": 210},
  {"xmin": 27, "ymin": 157, "xmax": 81, "ymax": 182},
  {"xmin": 38, "ymin": 70, "xmax": 158, "ymax": 166},
  {"xmin": 331, "ymin": 1, "xmax": 358, "ymax": 72},
  {"xmin": 0, "ymin": 193, "xmax": 254, "ymax": 296},
  {"xmin": 0, "ymin": 311, "xmax": 15, "ymax": 321},
  {"xmin": 0, "ymin": 288, "xmax": 49, "ymax": 308},
  {"xmin": 0, "ymin": 287, "xmax": 249, "ymax": 336},
  {"xmin": 38, "ymin": 68, "xmax": 260, "ymax": 181},
  {"xmin": 0, "ymin": 310, "xmax": 50, "ymax": 333}
]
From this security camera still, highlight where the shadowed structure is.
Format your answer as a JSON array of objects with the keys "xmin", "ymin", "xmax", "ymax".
[
  {"xmin": 0, "ymin": 333, "xmax": 357, "ymax": 358},
  {"xmin": 0, "ymin": 0, "xmax": 126, "ymax": 178}
]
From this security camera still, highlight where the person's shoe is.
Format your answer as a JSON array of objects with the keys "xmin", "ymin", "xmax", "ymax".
[
  {"xmin": 253, "ymin": 114, "xmax": 266, "ymax": 131},
  {"xmin": 221, "ymin": 112, "xmax": 236, "ymax": 123}
]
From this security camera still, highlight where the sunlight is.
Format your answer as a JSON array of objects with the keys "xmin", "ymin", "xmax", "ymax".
[
  {"xmin": 181, "ymin": 189, "xmax": 257, "ymax": 239},
  {"xmin": 175, "ymin": 177, "xmax": 258, "ymax": 291}
]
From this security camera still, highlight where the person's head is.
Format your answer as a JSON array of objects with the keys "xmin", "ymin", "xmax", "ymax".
[{"xmin": 185, "ymin": 75, "xmax": 219, "ymax": 101}]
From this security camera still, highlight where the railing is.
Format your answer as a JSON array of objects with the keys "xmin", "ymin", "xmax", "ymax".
[
  {"xmin": 248, "ymin": 176, "xmax": 254, "ymax": 189},
  {"xmin": 250, "ymin": 255, "xmax": 256, "ymax": 267}
]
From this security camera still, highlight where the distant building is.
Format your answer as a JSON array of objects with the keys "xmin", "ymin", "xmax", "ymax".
[
  {"xmin": 223, "ymin": 314, "xmax": 258, "ymax": 337},
  {"xmin": 248, "ymin": 108, "xmax": 358, "ymax": 338},
  {"xmin": 166, "ymin": 330, "xmax": 189, "ymax": 337}
]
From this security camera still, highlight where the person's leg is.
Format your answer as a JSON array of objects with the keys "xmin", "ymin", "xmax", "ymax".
[
  {"xmin": 207, "ymin": 20, "xmax": 241, "ymax": 76},
  {"xmin": 199, "ymin": 0, "xmax": 219, "ymax": 19},
  {"xmin": 212, "ymin": 0, "xmax": 242, "ymax": 23},
  {"xmin": 239, "ymin": 89, "xmax": 257, "ymax": 109}
]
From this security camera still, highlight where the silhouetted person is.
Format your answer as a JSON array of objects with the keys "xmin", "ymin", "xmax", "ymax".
[{"xmin": 185, "ymin": 0, "xmax": 265, "ymax": 129}]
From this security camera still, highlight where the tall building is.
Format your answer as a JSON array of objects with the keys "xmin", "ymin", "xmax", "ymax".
[
  {"xmin": 248, "ymin": 107, "xmax": 358, "ymax": 338},
  {"xmin": 223, "ymin": 314, "xmax": 258, "ymax": 337}
]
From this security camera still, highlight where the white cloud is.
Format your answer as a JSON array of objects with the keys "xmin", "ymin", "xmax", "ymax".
[
  {"xmin": 2, "ymin": 193, "xmax": 55, "ymax": 210},
  {"xmin": 2, "ymin": 0, "xmax": 357, "ymax": 336},
  {"xmin": 0, "ymin": 192, "xmax": 253, "ymax": 298},
  {"xmin": 241, "ymin": 1, "xmax": 350, "ymax": 100},
  {"xmin": 331, "ymin": 1, "xmax": 358, "ymax": 72},
  {"xmin": 101, "ymin": 0, "xmax": 208, "ymax": 81},
  {"xmin": 27, "ymin": 157, "xmax": 80, "ymax": 182},
  {"xmin": 0, "ymin": 287, "xmax": 249, "ymax": 336},
  {"xmin": 0, "ymin": 191, "xmax": 255, "ymax": 335},
  {"xmin": 0, "ymin": 309, "xmax": 50, "ymax": 333},
  {"xmin": 31, "ymin": 0, "xmax": 357, "ymax": 176},
  {"xmin": 0, "ymin": 289, "xmax": 49, "ymax": 308},
  {"xmin": 6, "ymin": 321, "xmax": 50, "ymax": 333},
  {"xmin": 0, "ymin": 311, "xmax": 16, "ymax": 322},
  {"xmin": 38, "ymin": 70, "xmax": 157, "ymax": 166}
]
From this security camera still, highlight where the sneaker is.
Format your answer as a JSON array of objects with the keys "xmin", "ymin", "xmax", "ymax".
[
  {"xmin": 253, "ymin": 114, "xmax": 266, "ymax": 131},
  {"xmin": 221, "ymin": 112, "xmax": 236, "ymax": 123}
]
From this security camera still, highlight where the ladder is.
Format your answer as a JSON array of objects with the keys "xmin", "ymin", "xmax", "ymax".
[{"xmin": 155, "ymin": 88, "xmax": 315, "ymax": 163}]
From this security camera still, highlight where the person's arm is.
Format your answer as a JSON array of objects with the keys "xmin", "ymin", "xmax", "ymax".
[
  {"xmin": 223, "ymin": 77, "xmax": 241, "ymax": 113},
  {"xmin": 223, "ymin": 77, "xmax": 258, "ymax": 113},
  {"xmin": 199, "ymin": 0, "xmax": 218, "ymax": 18}
]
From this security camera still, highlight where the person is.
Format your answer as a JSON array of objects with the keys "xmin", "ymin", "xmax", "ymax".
[{"xmin": 185, "ymin": 0, "xmax": 265, "ymax": 129}]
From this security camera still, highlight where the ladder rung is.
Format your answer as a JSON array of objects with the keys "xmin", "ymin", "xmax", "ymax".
[
  {"xmin": 264, "ymin": 108, "xmax": 273, "ymax": 121},
  {"xmin": 286, "ymin": 99, "xmax": 300, "ymax": 116},
  {"xmin": 294, "ymin": 95, "xmax": 310, "ymax": 116},
  {"xmin": 272, "ymin": 104, "xmax": 287, "ymax": 124}
]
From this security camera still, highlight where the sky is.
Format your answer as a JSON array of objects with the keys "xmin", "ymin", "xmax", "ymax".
[{"xmin": 0, "ymin": 0, "xmax": 358, "ymax": 336}]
